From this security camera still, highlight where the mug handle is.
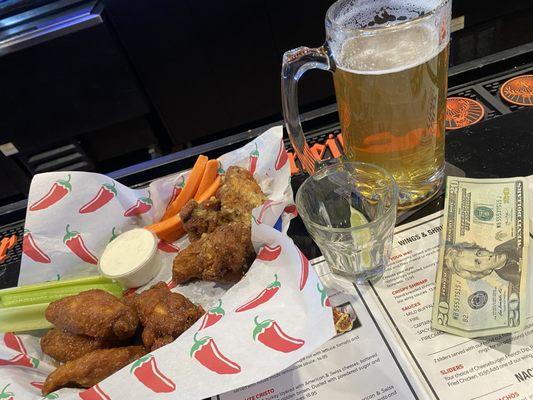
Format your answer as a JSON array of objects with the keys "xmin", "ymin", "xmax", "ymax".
[{"xmin": 281, "ymin": 46, "xmax": 334, "ymax": 175}]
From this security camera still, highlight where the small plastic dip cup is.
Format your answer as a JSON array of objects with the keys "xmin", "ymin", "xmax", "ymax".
[{"xmin": 98, "ymin": 228, "xmax": 160, "ymax": 288}]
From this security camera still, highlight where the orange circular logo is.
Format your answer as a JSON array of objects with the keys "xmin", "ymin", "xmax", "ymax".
[
  {"xmin": 445, "ymin": 97, "xmax": 485, "ymax": 130},
  {"xmin": 500, "ymin": 75, "xmax": 533, "ymax": 106}
]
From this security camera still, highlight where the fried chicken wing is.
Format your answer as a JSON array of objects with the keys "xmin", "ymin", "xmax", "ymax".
[
  {"xmin": 173, "ymin": 221, "xmax": 255, "ymax": 283},
  {"xmin": 175, "ymin": 166, "xmax": 265, "ymax": 283},
  {"xmin": 217, "ymin": 166, "xmax": 267, "ymax": 226},
  {"xmin": 42, "ymin": 345, "xmax": 146, "ymax": 395},
  {"xmin": 131, "ymin": 282, "xmax": 204, "ymax": 351},
  {"xmin": 180, "ymin": 197, "xmax": 222, "ymax": 241},
  {"xmin": 41, "ymin": 328, "xmax": 120, "ymax": 363},
  {"xmin": 180, "ymin": 166, "xmax": 266, "ymax": 241},
  {"xmin": 45, "ymin": 289, "xmax": 139, "ymax": 340}
]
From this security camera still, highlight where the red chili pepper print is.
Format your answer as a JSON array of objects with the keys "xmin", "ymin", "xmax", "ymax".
[
  {"xmin": 199, "ymin": 300, "xmax": 225, "ymax": 330},
  {"xmin": 257, "ymin": 245, "xmax": 282, "ymax": 262},
  {"xmin": 236, "ymin": 275, "xmax": 281, "ymax": 313},
  {"xmin": 109, "ymin": 227, "xmax": 119, "ymax": 243},
  {"xmin": 29, "ymin": 175, "xmax": 72, "ymax": 211},
  {"xmin": 124, "ymin": 191, "xmax": 153, "ymax": 217},
  {"xmin": 79, "ymin": 182, "xmax": 117, "ymax": 214},
  {"xmin": 0, "ymin": 353, "xmax": 39, "ymax": 368},
  {"xmin": 0, "ymin": 384, "xmax": 14, "ymax": 400},
  {"xmin": 63, "ymin": 225, "xmax": 98, "ymax": 265},
  {"xmin": 123, "ymin": 287, "xmax": 139, "ymax": 296},
  {"xmin": 166, "ymin": 280, "xmax": 177, "ymax": 290},
  {"xmin": 190, "ymin": 333, "xmax": 241, "ymax": 374},
  {"xmin": 4, "ymin": 332, "xmax": 27, "ymax": 354},
  {"xmin": 275, "ymin": 140, "xmax": 288, "ymax": 170},
  {"xmin": 283, "ymin": 204, "xmax": 298, "ymax": 218},
  {"xmin": 79, "ymin": 384, "xmax": 111, "ymax": 400},
  {"xmin": 22, "ymin": 229, "xmax": 51, "ymax": 264},
  {"xmin": 298, "ymin": 248, "xmax": 309, "ymax": 291},
  {"xmin": 253, "ymin": 317, "xmax": 305, "ymax": 353},
  {"xmin": 166, "ymin": 176, "xmax": 185, "ymax": 210},
  {"xmin": 30, "ymin": 382, "xmax": 43, "ymax": 390},
  {"xmin": 131, "ymin": 355, "xmax": 176, "ymax": 393},
  {"xmin": 157, "ymin": 240, "xmax": 180, "ymax": 253},
  {"xmin": 249, "ymin": 143, "xmax": 259, "ymax": 176},
  {"xmin": 317, "ymin": 283, "xmax": 331, "ymax": 307},
  {"xmin": 257, "ymin": 200, "xmax": 282, "ymax": 224}
]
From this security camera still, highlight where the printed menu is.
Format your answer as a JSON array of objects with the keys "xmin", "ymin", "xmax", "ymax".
[{"xmin": 217, "ymin": 210, "xmax": 533, "ymax": 400}]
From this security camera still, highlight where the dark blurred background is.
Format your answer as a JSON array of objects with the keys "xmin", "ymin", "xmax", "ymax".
[{"xmin": 0, "ymin": 0, "xmax": 532, "ymax": 208}]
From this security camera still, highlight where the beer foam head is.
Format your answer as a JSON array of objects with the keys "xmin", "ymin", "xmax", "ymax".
[
  {"xmin": 329, "ymin": 0, "xmax": 444, "ymax": 29},
  {"xmin": 326, "ymin": 0, "xmax": 450, "ymax": 74}
]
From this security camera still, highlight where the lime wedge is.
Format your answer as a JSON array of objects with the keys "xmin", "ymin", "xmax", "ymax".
[
  {"xmin": 350, "ymin": 208, "xmax": 372, "ymax": 269},
  {"xmin": 350, "ymin": 208, "xmax": 368, "ymax": 227}
]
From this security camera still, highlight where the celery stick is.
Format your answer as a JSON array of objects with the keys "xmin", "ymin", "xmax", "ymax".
[
  {"xmin": 0, "ymin": 275, "xmax": 113, "ymax": 297},
  {"xmin": 0, "ymin": 303, "xmax": 52, "ymax": 333},
  {"xmin": 1, "ymin": 283, "xmax": 123, "ymax": 308}
]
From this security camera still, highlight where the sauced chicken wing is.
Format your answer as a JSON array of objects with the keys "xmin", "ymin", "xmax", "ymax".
[
  {"xmin": 131, "ymin": 282, "xmax": 204, "ymax": 351},
  {"xmin": 40, "ymin": 328, "xmax": 120, "ymax": 363},
  {"xmin": 45, "ymin": 289, "xmax": 139, "ymax": 340},
  {"xmin": 42, "ymin": 345, "xmax": 146, "ymax": 395},
  {"xmin": 172, "ymin": 221, "xmax": 255, "ymax": 284}
]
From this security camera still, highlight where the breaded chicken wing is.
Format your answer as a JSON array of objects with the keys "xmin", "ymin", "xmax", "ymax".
[
  {"xmin": 42, "ymin": 345, "xmax": 146, "ymax": 395},
  {"xmin": 45, "ymin": 290, "xmax": 139, "ymax": 340},
  {"xmin": 180, "ymin": 197, "xmax": 222, "ymax": 241},
  {"xmin": 217, "ymin": 166, "xmax": 267, "ymax": 226},
  {"xmin": 131, "ymin": 282, "xmax": 204, "ymax": 351},
  {"xmin": 172, "ymin": 221, "xmax": 255, "ymax": 283},
  {"xmin": 175, "ymin": 166, "xmax": 264, "ymax": 283},
  {"xmin": 41, "ymin": 328, "xmax": 120, "ymax": 363},
  {"xmin": 180, "ymin": 166, "xmax": 266, "ymax": 240}
]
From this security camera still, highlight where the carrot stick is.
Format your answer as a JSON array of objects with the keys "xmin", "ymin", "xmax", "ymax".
[
  {"xmin": 146, "ymin": 215, "xmax": 185, "ymax": 243},
  {"xmin": 196, "ymin": 176, "xmax": 222, "ymax": 204},
  {"xmin": 162, "ymin": 155, "xmax": 208, "ymax": 220},
  {"xmin": 194, "ymin": 159, "xmax": 219, "ymax": 200}
]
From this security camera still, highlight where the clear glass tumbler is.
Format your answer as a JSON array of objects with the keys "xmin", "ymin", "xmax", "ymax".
[{"xmin": 296, "ymin": 162, "xmax": 398, "ymax": 283}]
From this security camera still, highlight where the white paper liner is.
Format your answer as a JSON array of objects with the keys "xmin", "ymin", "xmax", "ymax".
[{"xmin": 0, "ymin": 126, "xmax": 336, "ymax": 399}]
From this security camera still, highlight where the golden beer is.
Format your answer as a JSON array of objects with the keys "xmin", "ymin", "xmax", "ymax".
[{"xmin": 333, "ymin": 25, "xmax": 449, "ymax": 208}]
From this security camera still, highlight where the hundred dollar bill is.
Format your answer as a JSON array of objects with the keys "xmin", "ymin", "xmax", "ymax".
[{"xmin": 431, "ymin": 176, "xmax": 529, "ymax": 338}]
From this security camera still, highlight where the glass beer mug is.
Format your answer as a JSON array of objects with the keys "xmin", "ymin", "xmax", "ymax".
[{"xmin": 282, "ymin": 0, "xmax": 451, "ymax": 209}]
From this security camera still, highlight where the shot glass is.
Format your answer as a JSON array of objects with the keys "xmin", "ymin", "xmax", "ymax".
[{"xmin": 296, "ymin": 162, "xmax": 398, "ymax": 283}]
